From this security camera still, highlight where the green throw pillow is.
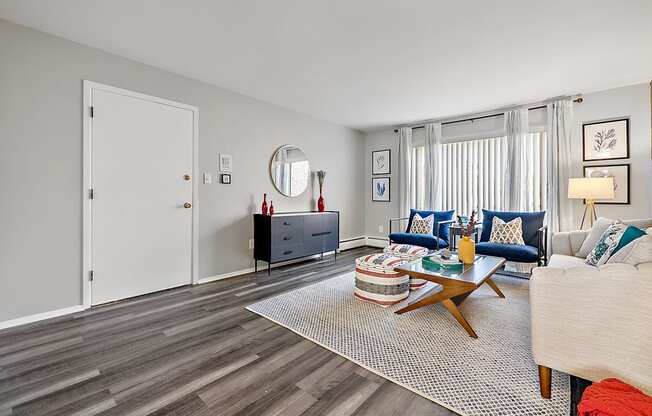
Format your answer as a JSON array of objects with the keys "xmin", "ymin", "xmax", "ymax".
[{"xmin": 610, "ymin": 226, "xmax": 647, "ymax": 257}]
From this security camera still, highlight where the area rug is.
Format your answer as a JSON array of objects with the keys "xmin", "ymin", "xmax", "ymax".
[{"xmin": 246, "ymin": 272, "xmax": 569, "ymax": 416}]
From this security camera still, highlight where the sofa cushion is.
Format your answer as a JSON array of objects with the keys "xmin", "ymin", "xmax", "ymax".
[
  {"xmin": 576, "ymin": 217, "xmax": 616, "ymax": 258},
  {"xmin": 637, "ymin": 262, "xmax": 652, "ymax": 274},
  {"xmin": 607, "ymin": 235, "xmax": 652, "ymax": 266},
  {"xmin": 475, "ymin": 242, "xmax": 539, "ymax": 263},
  {"xmin": 406, "ymin": 209, "xmax": 455, "ymax": 242},
  {"xmin": 480, "ymin": 209, "xmax": 544, "ymax": 246},
  {"xmin": 548, "ymin": 254, "xmax": 596, "ymax": 270},
  {"xmin": 389, "ymin": 232, "xmax": 448, "ymax": 250}
]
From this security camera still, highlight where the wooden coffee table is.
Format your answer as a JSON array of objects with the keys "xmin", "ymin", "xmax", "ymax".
[{"xmin": 393, "ymin": 255, "xmax": 506, "ymax": 338}]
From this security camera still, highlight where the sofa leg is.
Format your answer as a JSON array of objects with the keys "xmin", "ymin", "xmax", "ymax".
[{"xmin": 538, "ymin": 365, "xmax": 552, "ymax": 399}]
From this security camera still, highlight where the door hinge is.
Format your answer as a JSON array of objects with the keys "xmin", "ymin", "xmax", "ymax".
[
  {"xmin": 90, "ymin": 106, "xmax": 94, "ymax": 118},
  {"xmin": 89, "ymin": 270, "xmax": 94, "ymax": 282},
  {"xmin": 89, "ymin": 188, "xmax": 94, "ymax": 199}
]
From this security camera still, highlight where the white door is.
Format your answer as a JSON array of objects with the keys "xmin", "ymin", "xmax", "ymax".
[{"xmin": 90, "ymin": 86, "xmax": 195, "ymax": 305}]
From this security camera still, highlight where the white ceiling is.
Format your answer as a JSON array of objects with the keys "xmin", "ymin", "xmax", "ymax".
[{"xmin": 1, "ymin": 0, "xmax": 651, "ymax": 131}]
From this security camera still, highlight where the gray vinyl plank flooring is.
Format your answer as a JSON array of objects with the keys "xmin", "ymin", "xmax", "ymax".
[{"xmin": 0, "ymin": 247, "xmax": 456, "ymax": 416}]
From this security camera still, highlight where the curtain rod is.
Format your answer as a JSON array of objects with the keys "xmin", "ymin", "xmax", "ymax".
[{"xmin": 393, "ymin": 97, "xmax": 583, "ymax": 133}]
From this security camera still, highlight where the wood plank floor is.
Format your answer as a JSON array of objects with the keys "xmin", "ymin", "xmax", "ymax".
[{"xmin": 0, "ymin": 247, "xmax": 455, "ymax": 416}]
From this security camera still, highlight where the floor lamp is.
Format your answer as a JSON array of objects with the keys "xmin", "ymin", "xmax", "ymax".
[{"xmin": 568, "ymin": 178, "xmax": 615, "ymax": 229}]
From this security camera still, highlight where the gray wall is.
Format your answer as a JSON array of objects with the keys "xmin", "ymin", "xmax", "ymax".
[
  {"xmin": 572, "ymin": 83, "xmax": 652, "ymax": 220},
  {"xmin": 363, "ymin": 83, "xmax": 652, "ymax": 237},
  {"xmin": 364, "ymin": 130, "xmax": 399, "ymax": 240},
  {"xmin": 0, "ymin": 19, "xmax": 365, "ymax": 322}
]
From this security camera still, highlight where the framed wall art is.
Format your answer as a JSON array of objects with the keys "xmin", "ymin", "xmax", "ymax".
[
  {"xmin": 372, "ymin": 177, "xmax": 390, "ymax": 202},
  {"xmin": 372, "ymin": 149, "xmax": 391, "ymax": 175},
  {"xmin": 583, "ymin": 164, "xmax": 630, "ymax": 204},
  {"xmin": 582, "ymin": 118, "xmax": 629, "ymax": 161}
]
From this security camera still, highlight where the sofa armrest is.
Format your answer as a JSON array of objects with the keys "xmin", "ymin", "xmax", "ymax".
[
  {"xmin": 530, "ymin": 265, "xmax": 652, "ymax": 393},
  {"xmin": 551, "ymin": 229, "xmax": 590, "ymax": 256}
]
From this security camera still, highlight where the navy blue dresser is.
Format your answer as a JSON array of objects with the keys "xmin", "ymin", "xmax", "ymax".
[{"xmin": 253, "ymin": 211, "xmax": 339, "ymax": 274}]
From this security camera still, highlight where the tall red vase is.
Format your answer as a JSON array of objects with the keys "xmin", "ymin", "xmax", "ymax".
[
  {"xmin": 261, "ymin": 193, "xmax": 268, "ymax": 215},
  {"xmin": 317, "ymin": 193, "xmax": 325, "ymax": 212}
]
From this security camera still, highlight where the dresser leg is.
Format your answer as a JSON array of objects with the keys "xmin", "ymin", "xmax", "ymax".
[
  {"xmin": 268, "ymin": 263, "xmax": 271, "ymax": 276},
  {"xmin": 255, "ymin": 260, "xmax": 257, "ymax": 273}
]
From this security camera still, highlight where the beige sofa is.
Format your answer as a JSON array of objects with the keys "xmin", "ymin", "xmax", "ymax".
[{"xmin": 529, "ymin": 218, "xmax": 652, "ymax": 398}]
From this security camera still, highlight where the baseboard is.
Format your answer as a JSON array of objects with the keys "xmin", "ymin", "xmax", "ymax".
[
  {"xmin": 365, "ymin": 236, "xmax": 389, "ymax": 248},
  {"xmin": 339, "ymin": 236, "xmax": 367, "ymax": 251},
  {"xmin": 0, "ymin": 305, "xmax": 86, "ymax": 331}
]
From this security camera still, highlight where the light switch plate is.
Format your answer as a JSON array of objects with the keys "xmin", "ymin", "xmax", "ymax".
[
  {"xmin": 378, "ymin": 225, "xmax": 384, "ymax": 233},
  {"xmin": 203, "ymin": 172, "xmax": 212, "ymax": 184},
  {"xmin": 248, "ymin": 239, "xmax": 254, "ymax": 250}
]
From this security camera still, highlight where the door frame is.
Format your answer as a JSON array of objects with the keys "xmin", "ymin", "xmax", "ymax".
[{"xmin": 82, "ymin": 80, "xmax": 199, "ymax": 308}]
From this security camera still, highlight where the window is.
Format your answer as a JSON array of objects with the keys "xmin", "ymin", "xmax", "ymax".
[{"xmin": 410, "ymin": 132, "xmax": 547, "ymax": 215}]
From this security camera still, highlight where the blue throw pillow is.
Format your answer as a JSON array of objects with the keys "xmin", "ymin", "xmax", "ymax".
[
  {"xmin": 610, "ymin": 226, "xmax": 647, "ymax": 257},
  {"xmin": 480, "ymin": 209, "xmax": 545, "ymax": 246},
  {"xmin": 406, "ymin": 209, "xmax": 455, "ymax": 242}
]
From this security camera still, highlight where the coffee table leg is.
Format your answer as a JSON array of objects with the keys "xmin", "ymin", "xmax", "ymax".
[
  {"xmin": 485, "ymin": 277, "xmax": 505, "ymax": 298},
  {"xmin": 441, "ymin": 299, "xmax": 478, "ymax": 338},
  {"xmin": 395, "ymin": 285, "xmax": 468, "ymax": 315}
]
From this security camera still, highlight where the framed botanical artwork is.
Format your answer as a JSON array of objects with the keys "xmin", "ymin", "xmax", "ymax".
[
  {"xmin": 583, "ymin": 164, "xmax": 630, "ymax": 204},
  {"xmin": 372, "ymin": 177, "xmax": 390, "ymax": 202},
  {"xmin": 582, "ymin": 118, "xmax": 629, "ymax": 161},
  {"xmin": 219, "ymin": 153, "xmax": 233, "ymax": 172},
  {"xmin": 220, "ymin": 173, "xmax": 232, "ymax": 184},
  {"xmin": 372, "ymin": 149, "xmax": 391, "ymax": 175}
]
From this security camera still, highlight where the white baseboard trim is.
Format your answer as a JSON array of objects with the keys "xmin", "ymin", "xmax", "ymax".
[
  {"xmin": 198, "ymin": 236, "xmax": 368, "ymax": 285},
  {"xmin": 0, "ymin": 305, "xmax": 86, "ymax": 331},
  {"xmin": 365, "ymin": 236, "xmax": 389, "ymax": 248},
  {"xmin": 339, "ymin": 236, "xmax": 367, "ymax": 251}
]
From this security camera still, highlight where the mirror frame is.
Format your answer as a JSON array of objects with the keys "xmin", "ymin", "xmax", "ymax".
[{"xmin": 269, "ymin": 144, "xmax": 311, "ymax": 197}]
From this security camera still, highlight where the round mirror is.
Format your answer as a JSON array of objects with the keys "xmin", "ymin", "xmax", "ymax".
[{"xmin": 270, "ymin": 145, "xmax": 310, "ymax": 197}]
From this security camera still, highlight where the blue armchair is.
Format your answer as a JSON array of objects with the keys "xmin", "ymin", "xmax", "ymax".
[
  {"xmin": 388, "ymin": 209, "xmax": 455, "ymax": 250},
  {"xmin": 475, "ymin": 209, "xmax": 548, "ymax": 266}
]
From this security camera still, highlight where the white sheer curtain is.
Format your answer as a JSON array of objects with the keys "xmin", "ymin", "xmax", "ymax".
[
  {"xmin": 503, "ymin": 109, "xmax": 529, "ymax": 211},
  {"xmin": 546, "ymin": 100, "xmax": 575, "ymax": 234},
  {"xmin": 424, "ymin": 123, "xmax": 443, "ymax": 210},
  {"xmin": 398, "ymin": 127, "xmax": 413, "ymax": 218},
  {"xmin": 411, "ymin": 133, "xmax": 547, "ymax": 216}
]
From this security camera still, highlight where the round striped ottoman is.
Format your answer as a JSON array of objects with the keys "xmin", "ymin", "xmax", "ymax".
[
  {"xmin": 354, "ymin": 253, "xmax": 409, "ymax": 307},
  {"xmin": 383, "ymin": 244, "xmax": 429, "ymax": 290}
]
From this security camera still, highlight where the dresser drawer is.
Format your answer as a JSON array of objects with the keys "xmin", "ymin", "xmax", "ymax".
[
  {"xmin": 271, "ymin": 244, "xmax": 305, "ymax": 262},
  {"xmin": 272, "ymin": 216, "xmax": 303, "ymax": 231},
  {"xmin": 272, "ymin": 227, "xmax": 303, "ymax": 246}
]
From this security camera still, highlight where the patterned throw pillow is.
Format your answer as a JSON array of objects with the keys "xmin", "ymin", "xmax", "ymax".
[
  {"xmin": 489, "ymin": 217, "xmax": 525, "ymax": 245},
  {"xmin": 585, "ymin": 222, "xmax": 627, "ymax": 266},
  {"xmin": 408, "ymin": 213, "xmax": 434, "ymax": 235}
]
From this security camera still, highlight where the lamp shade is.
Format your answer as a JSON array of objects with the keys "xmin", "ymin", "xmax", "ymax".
[{"xmin": 568, "ymin": 177, "xmax": 615, "ymax": 200}]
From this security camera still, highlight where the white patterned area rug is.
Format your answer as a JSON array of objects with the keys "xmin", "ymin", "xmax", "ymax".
[{"xmin": 246, "ymin": 272, "xmax": 569, "ymax": 416}]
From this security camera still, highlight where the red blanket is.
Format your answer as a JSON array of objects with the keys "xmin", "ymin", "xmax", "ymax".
[{"xmin": 578, "ymin": 378, "xmax": 652, "ymax": 416}]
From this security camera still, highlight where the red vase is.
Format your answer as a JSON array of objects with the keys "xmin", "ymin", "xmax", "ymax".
[
  {"xmin": 261, "ymin": 193, "xmax": 268, "ymax": 215},
  {"xmin": 269, "ymin": 201, "xmax": 274, "ymax": 216},
  {"xmin": 317, "ymin": 193, "xmax": 325, "ymax": 212}
]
